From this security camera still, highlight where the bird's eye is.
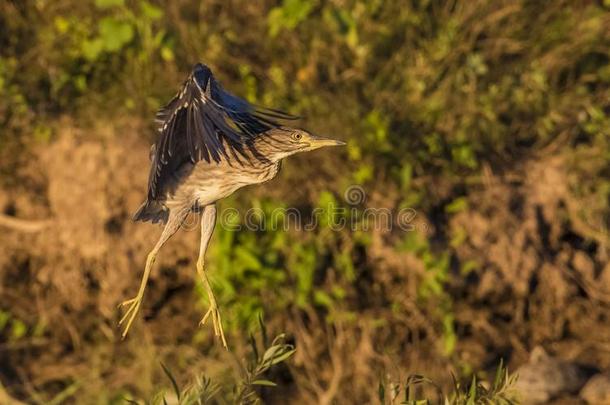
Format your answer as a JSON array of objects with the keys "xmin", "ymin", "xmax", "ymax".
[{"xmin": 292, "ymin": 132, "xmax": 302, "ymax": 141}]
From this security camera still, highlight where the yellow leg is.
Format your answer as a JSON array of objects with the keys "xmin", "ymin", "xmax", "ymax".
[
  {"xmin": 197, "ymin": 259, "xmax": 227, "ymax": 348},
  {"xmin": 196, "ymin": 204, "xmax": 228, "ymax": 349},
  {"xmin": 119, "ymin": 207, "xmax": 187, "ymax": 339},
  {"xmin": 118, "ymin": 251, "xmax": 156, "ymax": 338}
]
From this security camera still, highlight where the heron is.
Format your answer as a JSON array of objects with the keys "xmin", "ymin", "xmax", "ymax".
[{"xmin": 119, "ymin": 63, "xmax": 344, "ymax": 347}]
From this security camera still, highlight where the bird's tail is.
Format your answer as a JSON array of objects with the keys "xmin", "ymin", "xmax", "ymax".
[{"xmin": 133, "ymin": 200, "xmax": 169, "ymax": 224}]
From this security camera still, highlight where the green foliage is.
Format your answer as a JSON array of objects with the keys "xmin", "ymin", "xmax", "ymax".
[
  {"xmin": 0, "ymin": 310, "xmax": 45, "ymax": 342},
  {"xmin": 398, "ymin": 231, "xmax": 455, "ymax": 355},
  {"xmin": 379, "ymin": 360, "xmax": 518, "ymax": 404},
  {"xmin": 137, "ymin": 324, "xmax": 295, "ymax": 405},
  {"xmin": 205, "ymin": 199, "xmax": 290, "ymax": 328},
  {"xmin": 267, "ymin": 0, "xmax": 315, "ymax": 37},
  {"xmin": 206, "ymin": 194, "xmax": 361, "ymax": 328},
  {"xmin": 82, "ymin": 17, "xmax": 134, "ymax": 59},
  {"xmin": 1, "ymin": 0, "xmax": 609, "ymax": 402},
  {"xmin": 1, "ymin": 0, "xmax": 173, "ymax": 131}
]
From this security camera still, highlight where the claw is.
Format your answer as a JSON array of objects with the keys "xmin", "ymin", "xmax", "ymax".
[
  {"xmin": 118, "ymin": 295, "xmax": 142, "ymax": 339},
  {"xmin": 198, "ymin": 289, "xmax": 228, "ymax": 349},
  {"xmin": 199, "ymin": 308, "xmax": 213, "ymax": 327}
]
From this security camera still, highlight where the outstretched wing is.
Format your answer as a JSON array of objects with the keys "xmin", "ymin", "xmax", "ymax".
[{"xmin": 148, "ymin": 63, "xmax": 296, "ymax": 200}]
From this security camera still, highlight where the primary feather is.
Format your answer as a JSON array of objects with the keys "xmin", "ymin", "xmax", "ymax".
[{"xmin": 146, "ymin": 63, "xmax": 296, "ymax": 201}]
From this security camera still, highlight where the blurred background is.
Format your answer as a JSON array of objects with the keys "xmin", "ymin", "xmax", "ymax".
[{"xmin": 1, "ymin": 0, "xmax": 609, "ymax": 403}]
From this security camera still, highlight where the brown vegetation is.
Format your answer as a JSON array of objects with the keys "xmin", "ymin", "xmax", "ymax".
[{"xmin": 1, "ymin": 0, "xmax": 609, "ymax": 403}]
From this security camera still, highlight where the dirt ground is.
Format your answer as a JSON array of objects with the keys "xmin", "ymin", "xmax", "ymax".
[{"xmin": 1, "ymin": 120, "xmax": 609, "ymax": 403}]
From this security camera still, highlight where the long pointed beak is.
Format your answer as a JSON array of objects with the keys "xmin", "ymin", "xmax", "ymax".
[{"xmin": 309, "ymin": 135, "xmax": 346, "ymax": 149}]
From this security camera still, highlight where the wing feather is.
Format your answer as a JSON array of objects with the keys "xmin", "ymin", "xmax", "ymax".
[{"xmin": 147, "ymin": 63, "xmax": 296, "ymax": 200}]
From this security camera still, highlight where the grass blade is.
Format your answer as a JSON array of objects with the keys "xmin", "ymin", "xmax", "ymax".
[{"xmin": 160, "ymin": 362, "xmax": 181, "ymax": 401}]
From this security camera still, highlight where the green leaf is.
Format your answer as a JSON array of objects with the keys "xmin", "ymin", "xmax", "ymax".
[
  {"xmin": 493, "ymin": 359, "xmax": 505, "ymax": 390},
  {"xmin": 234, "ymin": 246, "xmax": 262, "ymax": 270},
  {"xmin": 160, "ymin": 362, "xmax": 181, "ymax": 401},
  {"xmin": 445, "ymin": 197, "xmax": 468, "ymax": 214},
  {"xmin": 451, "ymin": 144, "xmax": 478, "ymax": 169},
  {"xmin": 140, "ymin": 1, "xmax": 163, "ymax": 20},
  {"xmin": 261, "ymin": 344, "xmax": 283, "ymax": 364},
  {"xmin": 98, "ymin": 17, "xmax": 134, "ymax": 52},
  {"xmin": 160, "ymin": 46, "xmax": 174, "ymax": 62},
  {"xmin": 400, "ymin": 163, "xmax": 413, "ymax": 190},
  {"xmin": 54, "ymin": 16, "xmax": 70, "ymax": 34},
  {"xmin": 267, "ymin": 8, "xmax": 285, "ymax": 38},
  {"xmin": 11, "ymin": 319, "xmax": 27, "ymax": 339},
  {"xmin": 442, "ymin": 314, "xmax": 456, "ymax": 355},
  {"xmin": 258, "ymin": 313, "xmax": 268, "ymax": 347},
  {"xmin": 282, "ymin": 0, "xmax": 314, "ymax": 27},
  {"xmin": 313, "ymin": 290, "xmax": 333, "ymax": 307},
  {"xmin": 252, "ymin": 379, "xmax": 277, "ymax": 387},
  {"xmin": 353, "ymin": 164, "xmax": 373, "ymax": 183},
  {"xmin": 0, "ymin": 311, "xmax": 9, "ymax": 332},
  {"xmin": 267, "ymin": 0, "xmax": 314, "ymax": 37},
  {"xmin": 81, "ymin": 38, "xmax": 104, "ymax": 61},
  {"xmin": 466, "ymin": 375, "xmax": 477, "ymax": 404},
  {"xmin": 261, "ymin": 344, "xmax": 296, "ymax": 367}
]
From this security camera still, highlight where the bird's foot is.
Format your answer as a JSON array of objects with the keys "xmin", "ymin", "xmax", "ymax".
[
  {"xmin": 118, "ymin": 295, "xmax": 143, "ymax": 339},
  {"xmin": 199, "ymin": 291, "xmax": 228, "ymax": 349}
]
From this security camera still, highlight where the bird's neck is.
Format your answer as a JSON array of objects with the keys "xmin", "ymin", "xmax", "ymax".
[
  {"xmin": 226, "ymin": 157, "xmax": 280, "ymax": 185},
  {"xmin": 254, "ymin": 160, "xmax": 281, "ymax": 184}
]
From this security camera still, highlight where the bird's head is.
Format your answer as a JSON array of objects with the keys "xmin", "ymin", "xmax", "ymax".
[{"xmin": 253, "ymin": 127, "xmax": 345, "ymax": 162}]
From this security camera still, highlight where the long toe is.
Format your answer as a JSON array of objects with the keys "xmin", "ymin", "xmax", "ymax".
[
  {"xmin": 120, "ymin": 310, "xmax": 139, "ymax": 338},
  {"xmin": 199, "ymin": 308, "xmax": 213, "ymax": 327},
  {"xmin": 216, "ymin": 314, "xmax": 228, "ymax": 349},
  {"xmin": 118, "ymin": 296, "xmax": 142, "ymax": 338},
  {"xmin": 212, "ymin": 308, "xmax": 227, "ymax": 348},
  {"xmin": 198, "ymin": 305, "xmax": 228, "ymax": 349},
  {"xmin": 119, "ymin": 297, "xmax": 139, "ymax": 325},
  {"xmin": 118, "ymin": 297, "xmax": 138, "ymax": 308}
]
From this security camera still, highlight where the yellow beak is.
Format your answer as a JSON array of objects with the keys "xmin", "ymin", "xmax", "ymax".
[{"xmin": 308, "ymin": 135, "xmax": 346, "ymax": 149}]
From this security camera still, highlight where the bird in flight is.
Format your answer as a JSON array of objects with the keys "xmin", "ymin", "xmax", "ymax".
[{"xmin": 119, "ymin": 63, "xmax": 344, "ymax": 347}]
